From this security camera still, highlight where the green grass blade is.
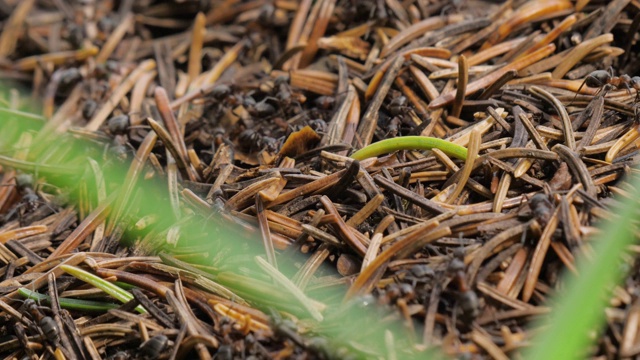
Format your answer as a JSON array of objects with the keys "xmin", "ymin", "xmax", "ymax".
[
  {"xmin": 18, "ymin": 288, "xmax": 121, "ymax": 312},
  {"xmin": 524, "ymin": 176, "xmax": 640, "ymax": 359},
  {"xmin": 60, "ymin": 264, "xmax": 147, "ymax": 314}
]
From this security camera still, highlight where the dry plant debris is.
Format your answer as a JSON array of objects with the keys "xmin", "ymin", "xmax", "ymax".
[{"xmin": 0, "ymin": 0, "xmax": 639, "ymax": 359}]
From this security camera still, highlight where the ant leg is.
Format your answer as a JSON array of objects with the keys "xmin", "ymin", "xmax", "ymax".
[
  {"xmin": 630, "ymin": 77, "xmax": 640, "ymax": 103},
  {"xmin": 570, "ymin": 76, "xmax": 600, "ymax": 105},
  {"xmin": 600, "ymin": 83, "xmax": 615, "ymax": 98},
  {"xmin": 263, "ymin": 96, "xmax": 278, "ymax": 103},
  {"xmin": 2, "ymin": 206, "xmax": 19, "ymax": 223},
  {"xmin": 124, "ymin": 142, "xmax": 144, "ymax": 163},
  {"xmin": 623, "ymin": 82, "xmax": 633, "ymax": 97},
  {"xmin": 37, "ymin": 201, "xmax": 60, "ymax": 215},
  {"xmin": 520, "ymin": 223, "xmax": 530, "ymax": 244},
  {"xmin": 440, "ymin": 4, "xmax": 452, "ymax": 16},
  {"xmin": 290, "ymin": 99, "xmax": 304, "ymax": 115}
]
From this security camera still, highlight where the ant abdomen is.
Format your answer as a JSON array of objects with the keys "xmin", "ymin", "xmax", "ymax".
[{"xmin": 585, "ymin": 70, "xmax": 610, "ymax": 87}]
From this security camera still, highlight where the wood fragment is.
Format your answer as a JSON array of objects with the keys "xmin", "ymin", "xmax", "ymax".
[
  {"xmin": 451, "ymin": 55, "xmax": 468, "ymax": 119},
  {"xmin": 356, "ymin": 56, "xmax": 404, "ymax": 147}
]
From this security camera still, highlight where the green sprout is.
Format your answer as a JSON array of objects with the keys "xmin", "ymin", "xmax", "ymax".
[{"xmin": 350, "ymin": 136, "xmax": 468, "ymax": 161}]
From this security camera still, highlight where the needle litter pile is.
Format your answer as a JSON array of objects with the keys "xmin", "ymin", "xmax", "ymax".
[{"xmin": 0, "ymin": 0, "xmax": 640, "ymax": 359}]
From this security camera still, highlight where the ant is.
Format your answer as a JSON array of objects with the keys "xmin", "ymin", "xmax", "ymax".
[
  {"xmin": 239, "ymin": 77, "xmax": 305, "ymax": 120},
  {"xmin": 203, "ymin": 83, "xmax": 244, "ymax": 118},
  {"xmin": 1, "ymin": 173, "xmax": 58, "ymax": 226},
  {"xmin": 445, "ymin": 248, "xmax": 480, "ymax": 324},
  {"xmin": 44, "ymin": 67, "xmax": 83, "ymax": 103},
  {"xmin": 272, "ymin": 76, "xmax": 305, "ymax": 115},
  {"xmin": 2, "ymin": 295, "xmax": 66, "ymax": 359},
  {"xmin": 100, "ymin": 113, "xmax": 150, "ymax": 165},
  {"xmin": 21, "ymin": 299, "xmax": 61, "ymax": 347},
  {"xmin": 105, "ymin": 334, "xmax": 169, "ymax": 360},
  {"xmin": 267, "ymin": 309, "xmax": 348, "ymax": 359},
  {"xmin": 104, "ymin": 113, "xmax": 151, "ymax": 146},
  {"xmin": 527, "ymin": 193, "xmax": 554, "ymax": 229},
  {"xmin": 82, "ymin": 99, "xmax": 98, "ymax": 120},
  {"xmin": 387, "ymin": 95, "xmax": 411, "ymax": 117},
  {"xmin": 576, "ymin": 68, "xmax": 640, "ymax": 101},
  {"xmin": 139, "ymin": 334, "xmax": 169, "ymax": 359},
  {"xmin": 243, "ymin": 95, "xmax": 278, "ymax": 118},
  {"xmin": 395, "ymin": 264, "xmax": 435, "ymax": 288},
  {"xmin": 314, "ymin": 95, "xmax": 335, "ymax": 111},
  {"xmin": 307, "ymin": 118, "xmax": 328, "ymax": 133},
  {"xmin": 379, "ymin": 282, "xmax": 416, "ymax": 306},
  {"xmin": 237, "ymin": 128, "xmax": 279, "ymax": 154},
  {"xmin": 78, "ymin": 76, "xmax": 112, "ymax": 119},
  {"xmin": 515, "ymin": 192, "xmax": 556, "ymax": 243},
  {"xmin": 106, "ymin": 114, "xmax": 149, "ymax": 137}
]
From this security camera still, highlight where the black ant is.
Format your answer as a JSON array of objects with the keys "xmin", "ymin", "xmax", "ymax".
[
  {"xmin": 307, "ymin": 118, "xmax": 328, "ymax": 133},
  {"xmin": 244, "ymin": 96, "xmax": 278, "ymax": 118},
  {"xmin": 139, "ymin": 334, "xmax": 169, "ymax": 359},
  {"xmin": 101, "ymin": 114, "xmax": 149, "ymax": 164},
  {"xmin": 106, "ymin": 114, "xmax": 135, "ymax": 136},
  {"xmin": 269, "ymin": 309, "xmax": 305, "ymax": 347},
  {"xmin": 105, "ymin": 113, "xmax": 150, "ymax": 137},
  {"xmin": 77, "ymin": 75, "xmax": 110, "ymax": 117},
  {"xmin": 237, "ymin": 128, "xmax": 279, "ymax": 154},
  {"xmin": 202, "ymin": 83, "xmax": 245, "ymax": 119},
  {"xmin": 45, "ymin": 67, "xmax": 83, "ymax": 100},
  {"xmin": 527, "ymin": 193, "xmax": 554, "ymax": 229},
  {"xmin": 394, "ymin": 264, "xmax": 435, "ymax": 288},
  {"xmin": 441, "ymin": 0, "xmax": 467, "ymax": 16},
  {"xmin": 215, "ymin": 345, "xmax": 233, "ymax": 360},
  {"xmin": 446, "ymin": 248, "xmax": 480, "ymax": 324},
  {"xmin": 379, "ymin": 282, "xmax": 416, "ymax": 306},
  {"xmin": 576, "ymin": 69, "xmax": 640, "ymax": 101},
  {"xmin": 387, "ymin": 95, "xmax": 411, "ymax": 117},
  {"xmin": 81, "ymin": 99, "xmax": 98, "ymax": 120},
  {"xmin": 1, "ymin": 173, "xmax": 57, "ymax": 225},
  {"xmin": 22, "ymin": 299, "xmax": 61, "ymax": 347},
  {"xmin": 512, "ymin": 192, "xmax": 554, "ymax": 244},
  {"xmin": 245, "ymin": 95, "xmax": 299, "ymax": 120},
  {"xmin": 239, "ymin": 77, "xmax": 305, "ymax": 120},
  {"xmin": 211, "ymin": 84, "xmax": 233, "ymax": 101},
  {"xmin": 267, "ymin": 309, "xmax": 347, "ymax": 358},
  {"xmin": 13, "ymin": 173, "xmax": 39, "ymax": 210},
  {"xmin": 3, "ymin": 296, "xmax": 64, "ymax": 358},
  {"xmin": 313, "ymin": 95, "xmax": 335, "ymax": 111},
  {"xmin": 272, "ymin": 76, "xmax": 305, "ymax": 115}
]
